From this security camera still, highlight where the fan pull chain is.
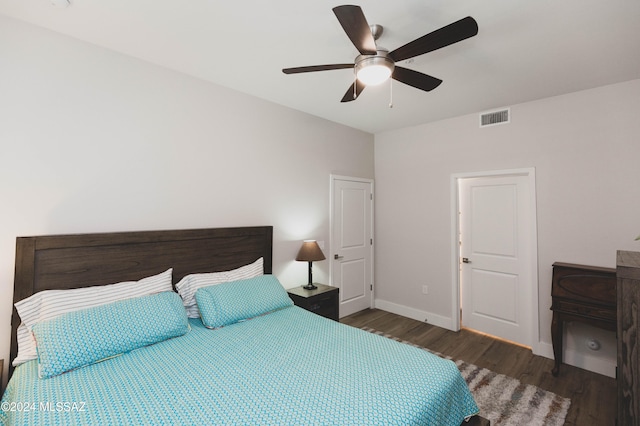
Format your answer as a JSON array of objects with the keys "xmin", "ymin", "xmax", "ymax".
[
  {"xmin": 389, "ymin": 79, "xmax": 393, "ymax": 108},
  {"xmin": 353, "ymin": 67, "xmax": 357, "ymax": 100}
]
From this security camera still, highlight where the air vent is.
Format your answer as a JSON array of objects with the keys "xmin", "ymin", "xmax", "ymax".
[{"xmin": 480, "ymin": 108, "xmax": 510, "ymax": 127}]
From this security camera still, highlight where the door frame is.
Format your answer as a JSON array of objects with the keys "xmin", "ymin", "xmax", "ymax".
[
  {"xmin": 329, "ymin": 174, "xmax": 375, "ymax": 316},
  {"xmin": 450, "ymin": 167, "xmax": 540, "ymax": 353}
]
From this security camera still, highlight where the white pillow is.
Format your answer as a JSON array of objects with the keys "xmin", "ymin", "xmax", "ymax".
[
  {"xmin": 13, "ymin": 268, "xmax": 173, "ymax": 366},
  {"xmin": 176, "ymin": 258, "xmax": 263, "ymax": 318}
]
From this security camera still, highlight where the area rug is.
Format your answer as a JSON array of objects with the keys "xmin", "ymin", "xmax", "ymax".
[{"xmin": 362, "ymin": 327, "xmax": 571, "ymax": 426}]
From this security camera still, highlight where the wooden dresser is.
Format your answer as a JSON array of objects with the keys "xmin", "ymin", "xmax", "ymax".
[
  {"xmin": 617, "ymin": 251, "xmax": 640, "ymax": 425},
  {"xmin": 550, "ymin": 262, "xmax": 616, "ymax": 376}
]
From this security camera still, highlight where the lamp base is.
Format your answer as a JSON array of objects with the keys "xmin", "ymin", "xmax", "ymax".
[{"xmin": 302, "ymin": 283, "xmax": 318, "ymax": 290}]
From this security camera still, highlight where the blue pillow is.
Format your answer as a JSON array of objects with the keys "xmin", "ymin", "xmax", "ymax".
[
  {"xmin": 195, "ymin": 275, "xmax": 293, "ymax": 329},
  {"xmin": 32, "ymin": 291, "xmax": 189, "ymax": 378}
]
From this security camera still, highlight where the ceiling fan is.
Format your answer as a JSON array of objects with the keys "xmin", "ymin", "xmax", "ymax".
[{"xmin": 282, "ymin": 5, "xmax": 478, "ymax": 103}]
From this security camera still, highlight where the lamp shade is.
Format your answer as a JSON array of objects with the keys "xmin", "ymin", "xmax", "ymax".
[{"xmin": 296, "ymin": 240, "xmax": 326, "ymax": 262}]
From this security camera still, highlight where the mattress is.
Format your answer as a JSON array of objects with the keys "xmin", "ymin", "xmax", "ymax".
[{"xmin": 1, "ymin": 306, "xmax": 478, "ymax": 425}]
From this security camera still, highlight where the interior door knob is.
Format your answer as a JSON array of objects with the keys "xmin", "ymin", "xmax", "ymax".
[
  {"xmin": 462, "ymin": 258, "xmax": 471, "ymax": 263},
  {"xmin": 334, "ymin": 254, "xmax": 344, "ymax": 260}
]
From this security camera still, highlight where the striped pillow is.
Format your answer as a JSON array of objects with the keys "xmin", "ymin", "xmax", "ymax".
[
  {"xmin": 176, "ymin": 258, "xmax": 263, "ymax": 318},
  {"xmin": 13, "ymin": 268, "xmax": 173, "ymax": 366}
]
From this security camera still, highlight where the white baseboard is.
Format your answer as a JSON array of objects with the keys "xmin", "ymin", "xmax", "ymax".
[
  {"xmin": 374, "ymin": 298, "xmax": 616, "ymax": 378},
  {"xmin": 374, "ymin": 298, "xmax": 455, "ymax": 331}
]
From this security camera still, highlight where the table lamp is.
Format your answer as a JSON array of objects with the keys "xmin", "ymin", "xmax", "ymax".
[{"xmin": 296, "ymin": 240, "xmax": 326, "ymax": 290}]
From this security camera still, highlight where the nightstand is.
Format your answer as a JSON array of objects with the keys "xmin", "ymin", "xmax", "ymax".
[{"xmin": 288, "ymin": 284, "xmax": 339, "ymax": 321}]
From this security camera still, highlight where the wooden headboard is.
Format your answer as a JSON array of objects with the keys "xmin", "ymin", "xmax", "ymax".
[{"xmin": 10, "ymin": 226, "xmax": 273, "ymax": 376}]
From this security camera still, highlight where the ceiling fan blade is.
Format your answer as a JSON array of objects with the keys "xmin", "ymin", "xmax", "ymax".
[
  {"xmin": 389, "ymin": 16, "xmax": 478, "ymax": 62},
  {"xmin": 333, "ymin": 5, "xmax": 377, "ymax": 55},
  {"xmin": 283, "ymin": 64, "xmax": 354, "ymax": 74},
  {"xmin": 340, "ymin": 80, "xmax": 366, "ymax": 103},
  {"xmin": 392, "ymin": 66, "xmax": 442, "ymax": 92}
]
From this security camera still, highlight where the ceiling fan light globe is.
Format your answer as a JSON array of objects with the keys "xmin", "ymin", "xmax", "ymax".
[
  {"xmin": 355, "ymin": 53, "xmax": 394, "ymax": 86},
  {"xmin": 357, "ymin": 65, "xmax": 392, "ymax": 85}
]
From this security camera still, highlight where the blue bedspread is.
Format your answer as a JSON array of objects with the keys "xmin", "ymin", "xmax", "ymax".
[{"xmin": 1, "ymin": 306, "xmax": 478, "ymax": 425}]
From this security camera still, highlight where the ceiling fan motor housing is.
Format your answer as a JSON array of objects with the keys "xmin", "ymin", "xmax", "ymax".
[{"xmin": 355, "ymin": 50, "xmax": 395, "ymax": 86}]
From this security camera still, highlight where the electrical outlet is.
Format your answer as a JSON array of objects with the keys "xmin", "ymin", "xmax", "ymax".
[
  {"xmin": 422, "ymin": 285, "xmax": 429, "ymax": 294},
  {"xmin": 587, "ymin": 339, "xmax": 601, "ymax": 351}
]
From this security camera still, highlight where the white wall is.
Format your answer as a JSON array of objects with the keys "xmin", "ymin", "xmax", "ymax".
[
  {"xmin": 3, "ymin": 12, "xmax": 638, "ymax": 388},
  {"xmin": 0, "ymin": 15, "xmax": 374, "ymax": 386},
  {"xmin": 374, "ymin": 78, "xmax": 640, "ymax": 376}
]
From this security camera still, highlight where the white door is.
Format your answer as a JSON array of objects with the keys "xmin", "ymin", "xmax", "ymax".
[
  {"xmin": 330, "ymin": 175, "xmax": 373, "ymax": 318},
  {"xmin": 459, "ymin": 174, "xmax": 533, "ymax": 347}
]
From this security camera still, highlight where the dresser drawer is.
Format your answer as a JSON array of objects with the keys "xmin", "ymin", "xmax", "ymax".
[
  {"xmin": 298, "ymin": 292, "xmax": 338, "ymax": 317},
  {"xmin": 304, "ymin": 292, "xmax": 336, "ymax": 307},
  {"xmin": 553, "ymin": 300, "xmax": 616, "ymax": 322},
  {"xmin": 551, "ymin": 263, "xmax": 616, "ymax": 306},
  {"xmin": 307, "ymin": 302, "xmax": 338, "ymax": 320}
]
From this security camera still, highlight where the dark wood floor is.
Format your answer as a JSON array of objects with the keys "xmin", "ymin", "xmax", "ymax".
[{"xmin": 341, "ymin": 309, "xmax": 616, "ymax": 426}]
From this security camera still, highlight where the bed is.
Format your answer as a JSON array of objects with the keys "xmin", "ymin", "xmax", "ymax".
[{"xmin": 2, "ymin": 226, "xmax": 483, "ymax": 425}]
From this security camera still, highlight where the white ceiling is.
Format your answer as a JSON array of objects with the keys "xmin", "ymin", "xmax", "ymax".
[{"xmin": 1, "ymin": 0, "xmax": 639, "ymax": 134}]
